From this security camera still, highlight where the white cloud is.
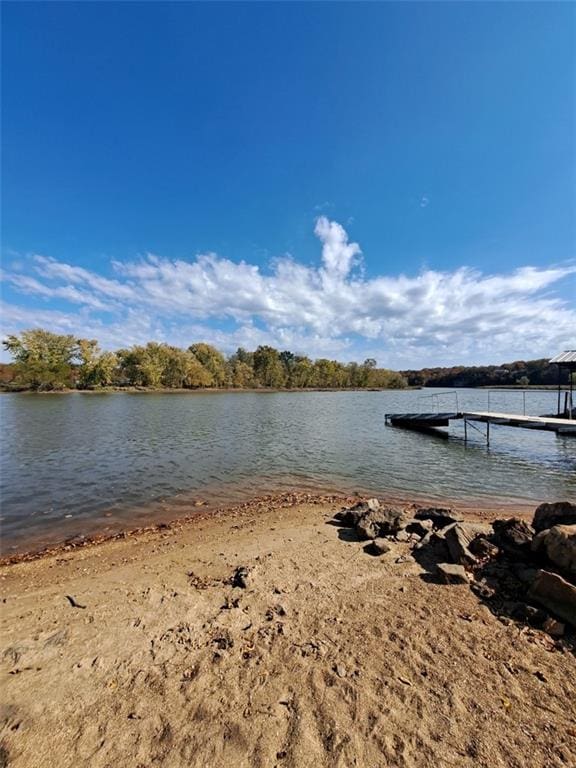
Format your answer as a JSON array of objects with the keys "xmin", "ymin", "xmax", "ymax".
[
  {"xmin": 33, "ymin": 255, "xmax": 135, "ymax": 300},
  {"xmin": 1, "ymin": 218, "xmax": 575, "ymax": 367},
  {"xmin": 315, "ymin": 215, "xmax": 361, "ymax": 280},
  {"xmin": 5, "ymin": 273, "xmax": 114, "ymax": 312}
]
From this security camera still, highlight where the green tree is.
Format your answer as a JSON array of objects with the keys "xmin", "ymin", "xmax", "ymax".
[
  {"xmin": 357, "ymin": 358, "xmax": 377, "ymax": 387},
  {"xmin": 311, "ymin": 358, "xmax": 346, "ymax": 388},
  {"xmin": 279, "ymin": 350, "xmax": 296, "ymax": 387},
  {"xmin": 253, "ymin": 345, "xmax": 286, "ymax": 387},
  {"xmin": 228, "ymin": 359, "xmax": 256, "ymax": 388},
  {"xmin": 188, "ymin": 343, "xmax": 228, "ymax": 387},
  {"xmin": 161, "ymin": 346, "xmax": 192, "ymax": 388},
  {"xmin": 162, "ymin": 346, "xmax": 213, "ymax": 388},
  {"xmin": 226, "ymin": 348, "xmax": 256, "ymax": 388},
  {"xmin": 290, "ymin": 356, "xmax": 313, "ymax": 388},
  {"xmin": 77, "ymin": 339, "xmax": 118, "ymax": 388},
  {"xmin": 136, "ymin": 342, "xmax": 166, "ymax": 387},
  {"xmin": 4, "ymin": 330, "xmax": 410, "ymax": 392},
  {"xmin": 3, "ymin": 329, "xmax": 79, "ymax": 390},
  {"xmin": 184, "ymin": 356, "xmax": 214, "ymax": 388},
  {"xmin": 91, "ymin": 351, "xmax": 119, "ymax": 387},
  {"xmin": 116, "ymin": 343, "xmax": 167, "ymax": 387},
  {"xmin": 234, "ymin": 347, "xmax": 254, "ymax": 367},
  {"xmin": 345, "ymin": 361, "xmax": 361, "ymax": 387},
  {"xmin": 115, "ymin": 348, "xmax": 142, "ymax": 386},
  {"xmin": 366, "ymin": 368, "xmax": 407, "ymax": 389}
]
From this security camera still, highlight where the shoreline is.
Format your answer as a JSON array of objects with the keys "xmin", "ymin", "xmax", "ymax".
[
  {"xmin": 1, "ymin": 386, "xmax": 411, "ymax": 395},
  {"xmin": 2, "ymin": 384, "xmax": 571, "ymax": 394},
  {"xmin": 0, "ymin": 489, "xmax": 539, "ymax": 567},
  {"xmin": 0, "ymin": 492, "xmax": 355, "ymax": 566}
]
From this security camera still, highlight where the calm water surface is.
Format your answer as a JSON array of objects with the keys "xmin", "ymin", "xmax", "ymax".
[{"xmin": 1, "ymin": 389, "xmax": 575, "ymax": 553}]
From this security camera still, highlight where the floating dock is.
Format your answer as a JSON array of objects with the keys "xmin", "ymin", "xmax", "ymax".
[{"xmin": 384, "ymin": 410, "xmax": 576, "ymax": 440}]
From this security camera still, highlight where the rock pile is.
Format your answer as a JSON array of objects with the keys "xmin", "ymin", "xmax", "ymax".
[{"xmin": 335, "ymin": 498, "xmax": 576, "ymax": 637}]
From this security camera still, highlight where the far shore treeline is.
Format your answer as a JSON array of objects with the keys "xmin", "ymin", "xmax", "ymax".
[
  {"xmin": 400, "ymin": 359, "xmax": 569, "ymax": 388},
  {"xmin": 1, "ymin": 329, "xmax": 407, "ymax": 391}
]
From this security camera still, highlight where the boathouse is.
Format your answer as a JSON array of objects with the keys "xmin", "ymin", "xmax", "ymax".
[{"xmin": 550, "ymin": 350, "xmax": 576, "ymax": 418}]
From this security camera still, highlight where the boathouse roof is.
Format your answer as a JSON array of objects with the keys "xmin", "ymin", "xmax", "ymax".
[{"xmin": 549, "ymin": 350, "xmax": 576, "ymax": 365}]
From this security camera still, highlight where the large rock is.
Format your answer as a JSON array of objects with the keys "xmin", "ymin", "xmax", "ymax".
[
  {"xmin": 469, "ymin": 536, "xmax": 499, "ymax": 559},
  {"xmin": 509, "ymin": 602, "xmax": 547, "ymax": 626},
  {"xmin": 539, "ymin": 525, "xmax": 576, "ymax": 576},
  {"xmin": 532, "ymin": 501, "xmax": 576, "ymax": 533},
  {"xmin": 510, "ymin": 562, "xmax": 538, "ymax": 585},
  {"xmin": 531, "ymin": 530, "xmax": 549, "ymax": 555},
  {"xmin": 355, "ymin": 507, "xmax": 409, "ymax": 540},
  {"xmin": 492, "ymin": 518, "xmax": 534, "ymax": 555},
  {"xmin": 413, "ymin": 530, "xmax": 435, "ymax": 550},
  {"xmin": 366, "ymin": 540, "xmax": 392, "ymax": 556},
  {"xmin": 335, "ymin": 498, "xmax": 380, "ymax": 527},
  {"xmin": 406, "ymin": 518, "xmax": 434, "ymax": 538},
  {"xmin": 528, "ymin": 569, "xmax": 576, "ymax": 626},
  {"xmin": 444, "ymin": 522, "xmax": 493, "ymax": 565},
  {"xmin": 437, "ymin": 563, "xmax": 468, "ymax": 584},
  {"xmin": 542, "ymin": 617, "xmax": 565, "ymax": 638},
  {"xmin": 431, "ymin": 522, "xmax": 456, "ymax": 540},
  {"xmin": 414, "ymin": 507, "xmax": 464, "ymax": 528},
  {"xmin": 356, "ymin": 514, "xmax": 380, "ymax": 540}
]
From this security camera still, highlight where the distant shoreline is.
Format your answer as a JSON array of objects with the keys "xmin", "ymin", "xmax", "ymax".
[
  {"xmin": 0, "ymin": 385, "xmax": 416, "ymax": 395},
  {"xmin": 1, "ymin": 383, "xmax": 569, "ymax": 395}
]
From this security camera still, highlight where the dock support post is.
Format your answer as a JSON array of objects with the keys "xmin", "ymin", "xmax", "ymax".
[
  {"xmin": 487, "ymin": 421, "xmax": 490, "ymax": 447},
  {"xmin": 464, "ymin": 418, "xmax": 468, "ymax": 444}
]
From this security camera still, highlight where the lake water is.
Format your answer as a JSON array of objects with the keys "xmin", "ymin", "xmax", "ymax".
[{"xmin": 1, "ymin": 389, "xmax": 575, "ymax": 554}]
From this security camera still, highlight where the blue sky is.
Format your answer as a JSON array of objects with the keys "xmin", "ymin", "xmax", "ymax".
[{"xmin": 2, "ymin": 1, "xmax": 575, "ymax": 367}]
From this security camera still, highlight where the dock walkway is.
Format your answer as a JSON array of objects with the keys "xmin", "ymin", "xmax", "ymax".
[{"xmin": 384, "ymin": 410, "xmax": 576, "ymax": 436}]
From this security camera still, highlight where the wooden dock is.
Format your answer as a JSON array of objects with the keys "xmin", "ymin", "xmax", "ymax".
[
  {"xmin": 461, "ymin": 411, "xmax": 576, "ymax": 434},
  {"xmin": 385, "ymin": 410, "xmax": 576, "ymax": 439}
]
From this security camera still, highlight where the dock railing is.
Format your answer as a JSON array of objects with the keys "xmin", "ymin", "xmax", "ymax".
[
  {"xmin": 485, "ymin": 389, "xmax": 564, "ymax": 417},
  {"xmin": 417, "ymin": 390, "xmax": 460, "ymax": 413},
  {"xmin": 487, "ymin": 389, "xmax": 529, "ymax": 415},
  {"xmin": 418, "ymin": 388, "xmax": 561, "ymax": 418}
]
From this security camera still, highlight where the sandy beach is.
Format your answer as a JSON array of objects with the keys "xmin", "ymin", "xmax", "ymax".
[{"xmin": 1, "ymin": 494, "xmax": 575, "ymax": 768}]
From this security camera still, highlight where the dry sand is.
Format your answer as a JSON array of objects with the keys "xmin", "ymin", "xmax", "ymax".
[{"xmin": 1, "ymin": 495, "xmax": 575, "ymax": 768}]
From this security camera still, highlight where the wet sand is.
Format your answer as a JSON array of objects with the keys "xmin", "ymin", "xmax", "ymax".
[{"xmin": 1, "ymin": 494, "xmax": 575, "ymax": 768}]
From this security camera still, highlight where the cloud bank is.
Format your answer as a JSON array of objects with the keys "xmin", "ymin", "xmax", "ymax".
[{"xmin": 2, "ymin": 217, "xmax": 575, "ymax": 367}]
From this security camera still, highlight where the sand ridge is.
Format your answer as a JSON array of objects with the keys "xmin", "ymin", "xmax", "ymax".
[{"xmin": 1, "ymin": 499, "xmax": 575, "ymax": 767}]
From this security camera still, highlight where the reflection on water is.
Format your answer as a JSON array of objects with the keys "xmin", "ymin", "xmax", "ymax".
[{"xmin": 1, "ymin": 389, "xmax": 575, "ymax": 552}]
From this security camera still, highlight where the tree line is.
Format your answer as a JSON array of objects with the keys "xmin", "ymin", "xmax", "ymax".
[
  {"xmin": 400, "ymin": 358, "xmax": 564, "ymax": 388},
  {"xmin": 2, "ymin": 329, "xmax": 407, "ymax": 391}
]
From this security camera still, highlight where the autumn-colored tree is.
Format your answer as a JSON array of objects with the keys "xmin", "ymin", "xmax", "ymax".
[
  {"xmin": 188, "ymin": 343, "xmax": 228, "ymax": 387},
  {"xmin": 3, "ymin": 329, "xmax": 79, "ymax": 390},
  {"xmin": 253, "ymin": 346, "xmax": 286, "ymax": 388},
  {"xmin": 311, "ymin": 359, "xmax": 346, "ymax": 388},
  {"xmin": 116, "ymin": 343, "xmax": 167, "ymax": 387},
  {"xmin": 365, "ymin": 368, "xmax": 407, "ymax": 389},
  {"xmin": 4, "ymin": 328, "xmax": 411, "ymax": 391},
  {"xmin": 227, "ymin": 359, "xmax": 256, "ymax": 388},
  {"xmin": 77, "ymin": 339, "xmax": 118, "ymax": 388},
  {"xmin": 116, "ymin": 343, "xmax": 214, "ymax": 388},
  {"xmin": 290, "ymin": 356, "xmax": 313, "ymax": 388}
]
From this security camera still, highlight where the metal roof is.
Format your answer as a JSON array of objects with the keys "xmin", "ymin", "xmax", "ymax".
[{"xmin": 549, "ymin": 350, "xmax": 576, "ymax": 364}]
